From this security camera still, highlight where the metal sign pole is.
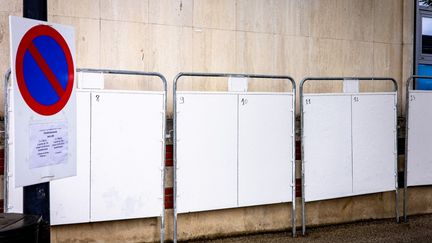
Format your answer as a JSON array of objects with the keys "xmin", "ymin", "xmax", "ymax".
[{"xmin": 22, "ymin": 1, "xmax": 50, "ymax": 242}]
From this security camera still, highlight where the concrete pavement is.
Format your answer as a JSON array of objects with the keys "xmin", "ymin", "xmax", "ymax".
[{"xmin": 191, "ymin": 214, "xmax": 432, "ymax": 243}]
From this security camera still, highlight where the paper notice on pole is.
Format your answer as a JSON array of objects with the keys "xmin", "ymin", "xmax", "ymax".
[{"xmin": 29, "ymin": 122, "xmax": 68, "ymax": 169}]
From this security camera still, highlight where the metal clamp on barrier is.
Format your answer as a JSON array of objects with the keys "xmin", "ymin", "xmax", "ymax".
[
  {"xmin": 300, "ymin": 77, "xmax": 399, "ymax": 235},
  {"xmin": 4, "ymin": 68, "xmax": 168, "ymax": 243},
  {"xmin": 173, "ymin": 72, "xmax": 296, "ymax": 242},
  {"xmin": 404, "ymin": 75, "xmax": 432, "ymax": 223}
]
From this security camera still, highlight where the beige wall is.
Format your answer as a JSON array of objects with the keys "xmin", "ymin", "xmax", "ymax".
[
  {"xmin": 0, "ymin": 0, "xmax": 413, "ymax": 116},
  {"xmin": 0, "ymin": 0, "xmax": 421, "ymax": 242}
]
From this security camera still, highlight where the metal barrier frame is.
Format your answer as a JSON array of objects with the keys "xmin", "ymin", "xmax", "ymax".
[
  {"xmin": 3, "ymin": 69, "xmax": 11, "ymax": 216},
  {"xmin": 173, "ymin": 72, "xmax": 296, "ymax": 242},
  {"xmin": 403, "ymin": 75, "xmax": 432, "ymax": 222},
  {"xmin": 300, "ymin": 77, "xmax": 399, "ymax": 235},
  {"xmin": 3, "ymin": 68, "xmax": 168, "ymax": 243}
]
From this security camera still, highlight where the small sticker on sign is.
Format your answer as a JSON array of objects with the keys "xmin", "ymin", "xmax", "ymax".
[{"xmin": 29, "ymin": 122, "xmax": 68, "ymax": 169}]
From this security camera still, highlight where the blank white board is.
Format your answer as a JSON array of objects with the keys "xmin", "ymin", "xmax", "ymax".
[
  {"xmin": 238, "ymin": 93, "xmax": 294, "ymax": 206},
  {"xmin": 90, "ymin": 91, "xmax": 164, "ymax": 222},
  {"xmin": 176, "ymin": 93, "xmax": 238, "ymax": 213},
  {"xmin": 304, "ymin": 93, "xmax": 397, "ymax": 202},
  {"xmin": 6, "ymin": 85, "xmax": 23, "ymax": 213},
  {"xmin": 303, "ymin": 94, "xmax": 353, "ymax": 202},
  {"xmin": 408, "ymin": 91, "xmax": 432, "ymax": 186},
  {"xmin": 50, "ymin": 91, "xmax": 91, "ymax": 225},
  {"xmin": 352, "ymin": 94, "xmax": 396, "ymax": 195}
]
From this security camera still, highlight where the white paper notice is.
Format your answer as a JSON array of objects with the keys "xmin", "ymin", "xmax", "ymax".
[{"xmin": 29, "ymin": 122, "xmax": 68, "ymax": 169}]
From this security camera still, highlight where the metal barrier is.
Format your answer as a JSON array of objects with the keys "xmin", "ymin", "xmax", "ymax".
[
  {"xmin": 3, "ymin": 69, "xmax": 11, "ymax": 213},
  {"xmin": 173, "ymin": 72, "xmax": 296, "ymax": 242},
  {"xmin": 3, "ymin": 68, "xmax": 168, "ymax": 243},
  {"xmin": 403, "ymin": 75, "xmax": 432, "ymax": 222},
  {"xmin": 300, "ymin": 77, "xmax": 399, "ymax": 235}
]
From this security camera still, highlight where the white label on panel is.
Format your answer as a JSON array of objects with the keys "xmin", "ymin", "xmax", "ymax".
[
  {"xmin": 29, "ymin": 122, "xmax": 68, "ymax": 169},
  {"xmin": 228, "ymin": 77, "xmax": 248, "ymax": 92},
  {"xmin": 50, "ymin": 91, "xmax": 91, "ymax": 225},
  {"xmin": 238, "ymin": 94, "xmax": 293, "ymax": 206},
  {"xmin": 78, "ymin": 72, "xmax": 104, "ymax": 89},
  {"xmin": 352, "ymin": 94, "xmax": 396, "ymax": 195},
  {"xmin": 176, "ymin": 93, "xmax": 238, "ymax": 213},
  {"xmin": 303, "ymin": 94, "xmax": 353, "ymax": 202},
  {"xmin": 343, "ymin": 79, "xmax": 359, "ymax": 93},
  {"xmin": 90, "ymin": 91, "xmax": 164, "ymax": 222},
  {"xmin": 408, "ymin": 91, "xmax": 432, "ymax": 186}
]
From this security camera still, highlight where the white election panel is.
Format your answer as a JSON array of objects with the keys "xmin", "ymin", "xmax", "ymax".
[
  {"xmin": 304, "ymin": 94, "xmax": 353, "ymax": 202},
  {"xmin": 50, "ymin": 91, "xmax": 91, "ymax": 225},
  {"xmin": 90, "ymin": 91, "xmax": 164, "ymax": 222},
  {"xmin": 352, "ymin": 94, "xmax": 396, "ymax": 195},
  {"xmin": 238, "ymin": 93, "xmax": 294, "ymax": 206},
  {"xmin": 408, "ymin": 91, "xmax": 432, "ymax": 186},
  {"xmin": 177, "ymin": 93, "xmax": 238, "ymax": 213},
  {"xmin": 6, "ymin": 86, "xmax": 23, "ymax": 213}
]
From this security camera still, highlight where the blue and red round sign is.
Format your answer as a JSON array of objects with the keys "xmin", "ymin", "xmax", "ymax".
[{"xmin": 15, "ymin": 25, "xmax": 74, "ymax": 116}]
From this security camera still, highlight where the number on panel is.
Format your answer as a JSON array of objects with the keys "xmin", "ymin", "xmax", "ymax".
[{"xmin": 241, "ymin": 98, "xmax": 248, "ymax": 106}]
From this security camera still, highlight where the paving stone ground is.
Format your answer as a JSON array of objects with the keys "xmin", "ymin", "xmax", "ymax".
[{"xmin": 189, "ymin": 214, "xmax": 432, "ymax": 243}]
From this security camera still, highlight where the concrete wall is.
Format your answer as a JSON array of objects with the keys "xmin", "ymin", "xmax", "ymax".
[
  {"xmin": 1, "ymin": 0, "xmax": 429, "ymax": 242},
  {"xmin": 0, "ymin": 0, "xmax": 413, "ymax": 116}
]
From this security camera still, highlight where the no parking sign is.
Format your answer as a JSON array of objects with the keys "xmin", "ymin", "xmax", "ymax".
[
  {"xmin": 9, "ymin": 16, "xmax": 77, "ymax": 187},
  {"xmin": 15, "ymin": 24, "xmax": 74, "ymax": 116}
]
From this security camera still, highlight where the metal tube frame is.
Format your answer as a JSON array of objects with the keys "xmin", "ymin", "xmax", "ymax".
[
  {"xmin": 172, "ymin": 72, "xmax": 296, "ymax": 243},
  {"xmin": 3, "ymin": 68, "xmax": 168, "ymax": 243},
  {"xmin": 3, "ymin": 69, "xmax": 11, "ymax": 214},
  {"xmin": 403, "ymin": 75, "xmax": 432, "ymax": 223},
  {"xmin": 299, "ymin": 77, "xmax": 399, "ymax": 235}
]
